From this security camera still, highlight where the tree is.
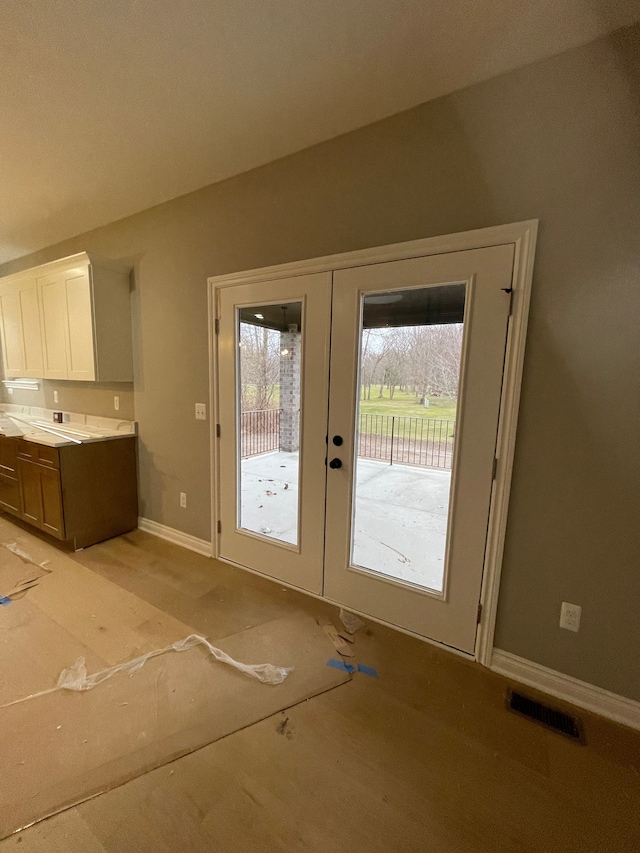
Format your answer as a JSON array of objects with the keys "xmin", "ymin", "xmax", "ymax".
[
  {"xmin": 381, "ymin": 329, "xmax": 410, "ymax": 399},
  {"xmin": 360, "ymin": 323, "xmax": 463, "ymax": 402},
  {"xmin": 360, "ymin": 329, "xmax": 392, "ymax": 400},
  {"xmin": 239, "ymin": 322, "xmax": 280, "ymax": 410}
]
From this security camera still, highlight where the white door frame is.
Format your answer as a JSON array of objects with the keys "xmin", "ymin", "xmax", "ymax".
[{"xmin": 208, "ymin": 219, "xmax": 538, "ymax": 666}]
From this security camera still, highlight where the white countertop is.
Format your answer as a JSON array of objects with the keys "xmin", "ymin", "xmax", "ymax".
[{"xmin": 0, "ymin": 405, "xmax": 136, "ymax": 447}]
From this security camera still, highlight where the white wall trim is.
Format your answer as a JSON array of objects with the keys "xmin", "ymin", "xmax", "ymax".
[
  {"xmin": 138, "ymin": 517, "xmax": 213, "ymax": 558},
  {"xmin": 491, "ymin": 649, "xmax": 640, "ymax": 731}
]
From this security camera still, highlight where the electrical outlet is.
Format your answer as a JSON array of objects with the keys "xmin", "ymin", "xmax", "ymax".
[
  {"xmin": 195, "ymin": 403, "xmax": 207, "ymax": 421},
  {"xmin": 560, "ymin": 602, "xmax": 582, "ymax": 632},
  {"xmin": 114, "ymin": 395, "xmax": 120, "ymax": 411},
  {"xmin": 179, "ymin": 492, "xmax": 187, "ymax": 508},
  {"xmin": 53, "ymin": 391, "xmax": 58, "ymax": 404}
]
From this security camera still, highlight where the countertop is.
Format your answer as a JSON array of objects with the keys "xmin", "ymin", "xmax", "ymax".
[{"xmin": 0, "ymin": 406, "xmax": 136, "ymax": 447}]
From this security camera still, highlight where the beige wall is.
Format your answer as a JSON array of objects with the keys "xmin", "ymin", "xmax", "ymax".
[
  {"xmin": 1, "ymin": 25, "xmax": 638, "ymax": 700},
  {"xmin": 1, "ymin": 381, "xmax": 134, "ymax": 420}
]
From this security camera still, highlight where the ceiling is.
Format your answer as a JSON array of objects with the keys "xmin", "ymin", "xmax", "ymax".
[{"xmin": 1, "ymin": 0, "xmax": 638, "ymax": 265}]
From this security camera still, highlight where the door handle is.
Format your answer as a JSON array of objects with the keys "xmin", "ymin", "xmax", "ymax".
[{"xmin": 329, "ymin": 458, "xmax": 342, "ymax": 469}]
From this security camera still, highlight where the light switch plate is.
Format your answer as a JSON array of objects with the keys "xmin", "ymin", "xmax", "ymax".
[{"xmin": 195, "ymin": 403, "xmax": 207, "ymax": 421}]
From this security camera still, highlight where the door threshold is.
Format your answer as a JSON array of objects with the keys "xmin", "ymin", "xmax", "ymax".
[{"xmin": 216, "ymin": 551, "xmax": 475, "ymax": 662}]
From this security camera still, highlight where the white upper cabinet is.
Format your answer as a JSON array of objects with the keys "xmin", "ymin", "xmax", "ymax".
[
  {"xmin": 38, "ymin": 272, "xmax": 69, "ymax": 379},
  {"xmin": 20, "ymin": 278, "xmax": 46, "ymax": 377},
  {"xmin": 0, "ymin": 253, "xmax": 132, "ymax": 382},
  {"xmin": 0, "ymin": 283, "xmax": 28, "ymax": 376},
  {"xmin": 0, "ymin": 275, "xmax": 45, "ymax": 378}
]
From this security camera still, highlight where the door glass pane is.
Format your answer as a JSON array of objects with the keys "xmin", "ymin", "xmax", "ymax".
[
  {"xmin": 237, "ymin": 302, "xmax": 302, "ymax": 546},
  {"xmin": 351, "ymin": 284, "xmax": 465, "ymax": 592}
]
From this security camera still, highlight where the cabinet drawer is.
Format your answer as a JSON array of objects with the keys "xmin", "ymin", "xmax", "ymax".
[{"xmin": 17, "ymin": 442, "xmax": 60, "ymax": 469}]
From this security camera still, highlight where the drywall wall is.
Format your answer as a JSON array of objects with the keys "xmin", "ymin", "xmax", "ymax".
[{"xmin": 1, "ymin": 25, "xmax": 638, "ymax": 700}]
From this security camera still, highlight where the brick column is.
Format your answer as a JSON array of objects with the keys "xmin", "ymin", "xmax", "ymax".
[{"xmin": 279, "ymin": 331, "xmax": 301, "ymax": 452}]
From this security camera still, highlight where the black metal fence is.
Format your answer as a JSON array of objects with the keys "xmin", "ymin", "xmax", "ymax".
[
  {"xmin": 241, "ymin": 409, "xmax": 281, "ymax": 458},
  {"xmin": 241, "ymin": 409, "xmax": 455, "ymax": 470},
  {"xmin": 358, "ymin": 414, "xmax": 455, "ymax": 470}
]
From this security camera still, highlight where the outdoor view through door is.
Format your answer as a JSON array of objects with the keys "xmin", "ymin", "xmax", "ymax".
[
  {"xmin": 352, "ymin": 284, "xmax": 465, "ymax": 593},
  {"xmin": 236, "ymin": 287, "xmax": 464, "ymax": 594},
  {"xmin": 238, "ymin": 301, "xmax": 302, "ymax": 547}
]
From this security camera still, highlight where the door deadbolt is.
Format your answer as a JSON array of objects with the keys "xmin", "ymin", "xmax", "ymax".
[{"xmin": 332, "ymin": 435, "xmax": 343, "ymax": 446}]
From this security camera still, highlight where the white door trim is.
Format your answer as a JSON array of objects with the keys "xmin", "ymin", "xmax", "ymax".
[{"xmin": 208, "ymin": 219, "xmax": 538, "ymax": 664}]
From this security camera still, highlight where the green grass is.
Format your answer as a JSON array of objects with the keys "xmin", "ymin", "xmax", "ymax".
[
  {"xmin": 359, "ymin": 387, "xmax": 458, "ymax": 421},
  {"xmin": 241, "ymin": 384, "xmax": 458, "ymax": 428}
]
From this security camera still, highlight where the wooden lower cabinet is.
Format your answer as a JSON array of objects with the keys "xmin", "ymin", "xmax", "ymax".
[
  {"xmin": 0, "ymin": 471, "xmax": 21, "ymax": 515},
  {"xmin": 0, "ymin": 436, "xmax": 21, "ymax": 516},
  {"xmin": 0, "ymin": 434, "xmax": 137, "ymax": 549},
  {"xmin": 17, "ymin": 458, "xmax": 64, "ymax": 537},
  {"xmin": 16, "ymin": 456, "xmax": 46, "ymax": 527},
  {"xmin": 40, "ymin": 464, "xmax": 64, "ymax": 537}
]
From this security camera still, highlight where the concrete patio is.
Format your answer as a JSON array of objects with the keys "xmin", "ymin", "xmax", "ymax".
[{"xmin": 240, "ymin": 451, "xmax": 451, "ymax": 591}]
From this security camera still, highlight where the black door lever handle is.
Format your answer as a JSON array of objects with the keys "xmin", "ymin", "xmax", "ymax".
[{"xmin": 329, "ymin": 458, "xmax": 342, "ymax": 469}]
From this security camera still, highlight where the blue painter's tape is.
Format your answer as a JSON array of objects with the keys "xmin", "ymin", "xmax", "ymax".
[
  {"xmin": 0, "ymin": 596, "xmax": 11, "ymax": 606},
  {"xmin": 326, "ymin": 658, "xmax": 355, "ymax": 674},
  {"xmin": 357, "ymin": 663, "xmax": 379, "ymax": 678}
]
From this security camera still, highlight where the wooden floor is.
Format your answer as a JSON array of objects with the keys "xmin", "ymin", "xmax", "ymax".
[{"xmin": 1, "ymin": 521, "xmax": 639, "ymax": 852}]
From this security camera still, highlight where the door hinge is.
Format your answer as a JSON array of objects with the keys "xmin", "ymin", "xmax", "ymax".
[
  {"xmin": 217, "ymin": 519, "xmax": 222, "ymax": 535},
  {"xmin": 214, "ymin": 318, "xmax": 220, "ymax": 334},
  {"xmin": 501, "ymin": 286, "xmax": 514, "ymax": 315},
  {"xmin": 477, "ymin": 603, "xmax": 483, "ymax": 624},
  {"xmin": 491, "ymin": 457, "xmax": 498, "ymax": 480},
  {"xmin": 216, "ymin": 423, "xmax": 221, "ymax": 438}
]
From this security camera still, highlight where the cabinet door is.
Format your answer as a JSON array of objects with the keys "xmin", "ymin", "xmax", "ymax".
[
  {"xmin": 63, "ymin": 267, "xmax": 96, "ymax": 381},
  {"xmin": 0, "ymin": 473, "xmax": 21, "ymax": 515},
  {"xmin": 17, "ymin": 458, "xmax": 64, "ymax": 538},
  {"xmin": 0, "ymin": 437, "xmax": 21, "ymax": 516},
  {"xmin": 38, "ymin": 273, "xmax": 69, "ymax": 379},
  {"xmin": 19, "ymin": 279, "xmax": 45, "ymax": 377},
  {"xmin": 18, "ymin": 458, "xmax": 42, "ymax": 527},
  {"xmin": 40, "ymin": 465, "xmax": 64, "ymax": 537},
  {"xmin": 0, "ymin": 285, "xmax": 25, "ymax": 377},
  {"xmin": 0, "ymin": 436, "xmax": 19, "ymax": 473},
  {"xmin": 0, "ymin": 277, "xmax": 45, "ymax": 378}
]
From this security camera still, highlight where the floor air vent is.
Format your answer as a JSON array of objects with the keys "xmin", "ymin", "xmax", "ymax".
[{"xmin": 507, "ymin": 690, "xmax": 585, "ymax": 742}]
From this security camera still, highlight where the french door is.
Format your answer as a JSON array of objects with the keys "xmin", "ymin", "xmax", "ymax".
[
  {"xmin": 216, "ymin": 244, "xmax": 515, "ymax": 654},
  {"xmin": 217, "ymin": 273, "xmax": 332, "ymax": 593}
]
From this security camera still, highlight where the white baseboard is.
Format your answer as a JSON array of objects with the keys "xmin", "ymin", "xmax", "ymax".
[
  {"xmin": 491, "ymin": 649, "xmax": 640, "ymax": 731},
  {"xmin": 137, "ymin": 517, "xmax": 212, "ymax": 558}
]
